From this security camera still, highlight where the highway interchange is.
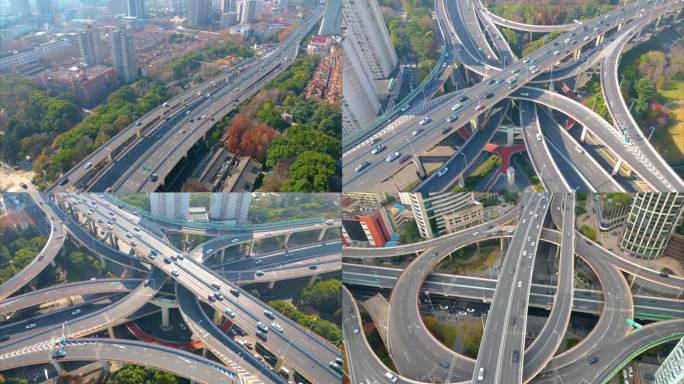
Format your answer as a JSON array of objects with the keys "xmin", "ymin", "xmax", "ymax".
[
  {"xmin": 342, "ymin": 0, "xmax": 684, "ymax": 192},
  {"xmin": 342, "ymin": 193, "xmax": 684, "ymax": 384},
  {"xmin": 0, "ymin": 191, "xmax": 343, "ymax": 384}
]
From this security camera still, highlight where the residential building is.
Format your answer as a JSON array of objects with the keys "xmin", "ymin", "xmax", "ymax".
[
  {"xmin": 209, "ymin": 194, "xmax": 251, "ymax": 224},
  {"xmin": 341, "ymin": 0, "xmax": 397, "ymax": 80},
  {"xmin": 651, "ymin": 337, "xmax": 683, "ymax": 384},
  {"xmin": 344, "ymin": 193, "xmax": 389, "ymax": 206},
  {"xmin": 0, "ymin": 39, "xmax": 72, "ymax": 74},
  {"xmin": 150, "ymin": 193, "xmax": 190, "ymax": 219},
  {"xmin": 127, "ymin": 0, "xmax": 145, "ymax": 18},
  {"xmin": 78, "ymin": 26, "xmax": 104, "ymax": 66},
  {"xmin": 221, "ymin": 12, "xmax": 239, "ymax": 27},
  {"xmin": 110, "ymin": 28, "xmax": 138, "ymax": 83},
  {"xmin": 306, "ymin": 35, "xmax": 333, "ymax": 56},
  {"xmin": 619, "ymin": 193, "xmax": 684, "ymax": 259},
  {"xmin": 188, "ymin": 207, "xmax": 209, "ymax": 222},
  {"xmin": 596, "ymin": 193, "xmax": 632, "ymax": 231},
  {"xmin": 44, "ymin": 65, "xmax": 119, "ymax": 107},
  {"xmin": 221, "ymin": 0, "xmax": 236, "ymax": 12},
  {"xmin": 342, "ymin": 35, "xmax": 381, "ymax": 135},
  {"xmin": 400, "ymin": 193, "xmax": 478, "ymax": 239},
  {"xmin": 238, "ymin": 0, "xmax": 258, "ymax": 24},
  {"xmin": 36, "ymin": 0, "xmax": 54, "ymax": 18},
  {"xmin": 107, "ymin": 0, "xmax": 128, "ymax": 15},
  {"xmin": 187, "ymin": 0, "xmax": 211, "ymax": 27}
]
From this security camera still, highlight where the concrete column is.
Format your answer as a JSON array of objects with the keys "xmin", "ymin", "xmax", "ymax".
[
  {"xmin": 317, "ymin": 228, "xmax": 327, "ymax": 241},
  {"xmin": 107, "ymin": 152, "xmax": 113, "ymax": 162},
  {"xmin": 202, "ymin": 347, "xmax": 208, "ymax": 358},
  {"xmin": 107, "ymin": 326, "xmax": 116, "ymax": 339},
  {"xmin": 213, "ymin": 310, "xmax": 223, "ymax": 326},
  {"xmin": 580, "ymin": 126, "xmax": 587, "ymax": 143},
  {"xmin": 611, "ymin": 159, "xmax": 623, "ymax": 176},
  {"xmin": 500, "ymin": 237, "xmax": 506, "ymax": 250},
  {"xmin": 274, "ymin": 358, "xmax": 285, "ymax": 373},
  {"xmin": 135, "ymin": 129, "xmax": 141, "ymax": 139},
  {"xmin": 412, "ymin": 157, "xmax": 426, "ymax": 178},
  {"xmin": 248, "ymin": 240, "xmax": 256, "ymax": 256},
  {"xmin": 283, "ymin": 233, "xmax": 291, "ymax": 246},
  {"xmin": 506, "ymin": 125, "xmax": 515, "ymax": 146},
  {"xmin": 573, "ymin": 48, "xmax": 581, "ymax": 61},
  {"xmin": 51, "ymin": 360, "xmax": 67, "ymax": 376},
  {"xmin": 470, "ymin": 117, "xmax": 479, "ymax": 131},
  {"xmin": 456, "ymin": 174, "xmax": 465, "ymax": 187},
  {"xmin": 308, "ymin": 274, "xmax": 318, "ymax": 285},
  {"xmin": 161, "ymin": 305, "xmax": 171, "ymax": 330},
  {"xmin": 595, "ymin": 33, "xmax": 604, "ymax": 46},
  {"xmin": 268, "ymin": 280, "xmax": 276, "ymax": 289}
]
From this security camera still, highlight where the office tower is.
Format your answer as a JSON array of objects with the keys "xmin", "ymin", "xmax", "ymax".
[
  {"xmin": 107, "ymin": 0, "xmax": 128, "ymax": 15},
  {"xmin": 237, "ymin": 0, "xmax": 257, "ymax": 24},
  {"xmin": 110, "ymin": 29, "xmax": 138, "ymax": 84},
  {"xmin": 208, "ymin": 194, "xmax": 251, "ymax": 223},
  {"xmin": 341, "ymin": 35, "xmax": 381, "ymax": 135},
  {"xmin": 619, "ymin": 193, "xmax": 684, "ymax": 259},
  {"xmin": 318, "ymin": 0, "xmax": 341, "ymax": 36},
  {"xmin": 187, "ymin": 0, "xmax": 211, "ymax": 27},
  {"xmin": 651, "ymin": 337, "xmax": 683, "ymax": 384},
  {"xmin": 78, "ymin": 26, "xmax": 103, "ymax": 66},
  {"xmin": 150, "ymin": 193, "xmax": 190, "ymax": 219},
  {"xmin": 400, "ymin": 193, "xmax": 478, "ymax": 239},
  {"xmin": 596, "ymin": 193, "xmax": 632, "ymax": 230},
  {"xmin": 342, "ymin": 0, "xmax": 397, "ymax": 80},
  {"xmin": 342, "ymin": 209, "xmax": 391, "ymax": 247},
  {"xmin": 10, "ymin": 0, "xmax": 30, "ymax": 15},
  {"xmin": 127, "ymin": 0, "xmax": 145, "ymax": 18}
]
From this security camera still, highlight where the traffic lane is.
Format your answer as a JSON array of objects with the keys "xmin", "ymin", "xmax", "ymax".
[
  {"xmin": 212, "ymin": 242, "xmax": 340, "ymax": 271},
  {"xmin": 536, "ymin": 106, "xmax": 623, "ymax": 192},
  {"xmin": 0, "ymin": 338, "xmax": 241, "ymax": 384},
  {"xmin": 520, "ymin": 100, "xmax": 570, "ymax": 191},
  {"xmin": 415, "ymin": 105, "xmax": 505, "ymax": 192}
]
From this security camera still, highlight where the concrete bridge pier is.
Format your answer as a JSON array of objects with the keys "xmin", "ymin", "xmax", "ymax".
[
  {"xmin": 317, "ymin": 228, "xmax": 327, "ymax": 241},
  {"xmin": 268, "ymin": 280, "xmax": 276, "ymax": 289},
  {"xmin": 248, "ymin": 240, "xmax": 256, "ymax": 257},
  {"xmin": 456, "ymin": 174, "xmax": 465, "ymax": 188},
  {"xmin": 412, "ymin": 157, "xmax": 426, "ymax": 179},
  {"xmin": 470, "ymin": 117, "xmax": 479, "ymax": 131},
  {"xmin": 107, "ymin": 326, "xmax": 116, "ymax": 339},
  {"xmin": 611, "ymin": 159, "xmax": 623, "ymax": 176},
  {"xmin": 158, "ymin": 302, "xmax": 174, "ymax": 330},
  {"xmin": 580, "ymin": 126, "xmax": 587, "ymax": 143},
  {"xmin": 617, "ymin": 22, "xmax": 624, "ymax": 31},
  {"xmin": 283, "ymin": 233, "xmax": 291, "ymax": 246},
  {"xmin": 308, "ymin": 273, "xmax": 318, "ymax": 286},
  {"xmin": 595, "ymin": 33, "xmax": 604, "ymax": 46},
  {"xmin": 573, "ymin": 48, "xmax": 581, "ymax": 61},
  {"xmin": 51, "ymin": 360, "xmax": 67, "ymax": 377},
  {"xmin": 213, "ymin": 309, "xmax": 223, "ymax": 326}
]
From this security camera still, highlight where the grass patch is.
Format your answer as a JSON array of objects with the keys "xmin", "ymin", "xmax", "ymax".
[
  {"xmin": 512, "ymin": 154, "xmax": 544, "ymax": 191},
  {"xmin": 435, "ymin": 240, "xmax": 501, "ymax": 274},
  {"xmin": 650, "ymin": 80, "xmax": 684, "ymax": 169},
  {"xmin": 436, "ymin": 322, "xmax": 458, "ymax": 347},
  {"xmin": 464, "ymin": 153, "xmax": 500, "ymax": 189}
]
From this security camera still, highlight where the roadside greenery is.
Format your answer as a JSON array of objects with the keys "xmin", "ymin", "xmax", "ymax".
[
  {"xmin": 579, "ymin": 224, "xmax": 597, "ymax": 241},
  {"xmin": 248, "ymin": 194, "xmax": 339, "ymax": 222},
  {"xmin": 0, "ymin": 226, "xmax": 45, "ymax": 285},
  {"xmin": 0, "ymin": 76, "xmax": 80, "ymax": 165},
  {"xmin": 168, "ymin": 40, "xmax": 252, "ymax": 81},
  {"xmin": 106, "ymin": 364, "xmax": 187, "ymax": 384},
  {"xmin": 31, "ymin": 80, "xmax": 169, "ymax": 189},
  {"xmin": 400, "ymin": 219, "xmax": 422, "ymax": 244},
  {"xmin": 268, "ymin": 300, "xmax": 342, "ymax": 345}
]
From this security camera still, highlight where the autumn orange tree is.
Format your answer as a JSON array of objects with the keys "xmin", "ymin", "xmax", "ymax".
[{"xmin": 224, "ymin": 114, "xmax": 278, "ymax": 161}]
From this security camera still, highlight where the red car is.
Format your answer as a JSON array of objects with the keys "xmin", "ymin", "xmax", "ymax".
[{"xmin": 475, "ymin": 104, "xmax": 486, "ymax": 112}]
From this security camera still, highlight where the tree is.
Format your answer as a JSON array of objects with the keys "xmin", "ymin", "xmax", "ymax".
[
  {"xmin": 256, "ymin": 101, "xmax": 288, "ymax": 131},
  {"xmin": 400, "ymin": 220, "xmax": 422, "ymax": 244},
  {"xmin": 579, "ymin": 224, "xmax": 597, "ymax": 241},
  {"xmin": 298, "ymin": 279, "xmax": 342, "ymax": 313},
  {"xmin": 281, "ymin": 151, "xmax": 337, "ymax": 192}
]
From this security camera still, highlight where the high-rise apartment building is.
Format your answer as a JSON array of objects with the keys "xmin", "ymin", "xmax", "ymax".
[
  {"xmin": 342, "ymin": 0, "xmax": 397, "ymax": 80},
  {"xmin": 619, "ymin": 193, "xmax": 684, "ymax": 259},
  {"xmin": 36, "ymin": 0, "xmax": 54, "ymax": 17},
  {"xmin": 342, "ymin": 209, "xmax": 392, "ymax": 247},
  {"xmin": 342, "ymin": 35, "xmax": 381, "ymax": 135},
  {"xmin": 78, "ymin": 26, "xmax": 103, "ymax": 66},
  {"xmin": 208, "ymin": 194, "xmax": 251, "ymax": 224},
  {"xmin": 187, "ymin": 0, "xmax": 212, "ymax": 27},
  {"xmin": 651, "ymin": 337, "xmax": 683, "ymax": 384},
  {"xmin": 110, "ymin": 29, "xmax": 138, "ymax": 84},
  {"xmin": 150, "ymin": 193, "xmax": 190, "ymax": 219},
  {"xmin": 400, "ymin": 193, "xmax": 478, "ymax": 239},
  {"xmin": 596, "ymin": 193, "xmax": 632, "ymax": 231},
  {"xmin": 127, "ymin": 0, "xmax": 145, "ymax": 18},
  {"xmin": 221, "ymin": 0, "xmax": 236, "ymax": 12}
]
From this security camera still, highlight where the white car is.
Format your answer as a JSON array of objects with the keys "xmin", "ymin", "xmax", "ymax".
[
  {"xmin": 535, "ymin": 133, "xmax": 542, "ymax": 141},
  {"xmin": 419, "ymin": 117, "xmax": 431, "ymax": 125},
  {"xmin": 271, "ymin": 323, "xmax": 284, "ymax": 333},
  {"xmin": 552, "ymin": 50, "xmax": 561, "ymax": 55},
  {"xmin": 437, "ymin": 167, "xmax": 449, "ymax": 177},
  {"xmin": 451, "ymin": 103, "xmax": 463, "ymax": 111},
  {"xmin": 371, "ymin": 144, "xmax": 386, "ymax": 155},
  {"xmin": 231, "ymin": 238, "xmax": 240, "ymax": 243},
  {"xmin": 386, "ymin": 152, "xmax": 400, "ymax": 162}
]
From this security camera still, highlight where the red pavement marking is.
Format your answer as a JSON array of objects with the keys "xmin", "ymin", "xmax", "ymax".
[{"xmin": 127, "ymin": 322, "xmax": 203, "ymax": 350}]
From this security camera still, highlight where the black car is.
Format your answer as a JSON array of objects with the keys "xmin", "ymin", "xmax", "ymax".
[
  {"xmin": 588, "ymin": 356, "xmax": 599, "ymax": 364},
  {"xmin": 230, "ymin": 288, "xmax": 240, "ymax": 297},
  {"xmin": 0, "ymin": 335, "xmax": 9, "ymax": 342},
  {"xmin": 512, "ymin": 350, "xmax": 520, "ymax": 363},
  {"xmin": 485, "ymin": 93, "xmax": 495, "ymax": 99},
  {"xmin": 58, "ymin": 178, "xmax": 69, "ymax": 186},
  {"xmin": 459, "ymin": 95, "xmax": 469, "ymax": 102}
]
